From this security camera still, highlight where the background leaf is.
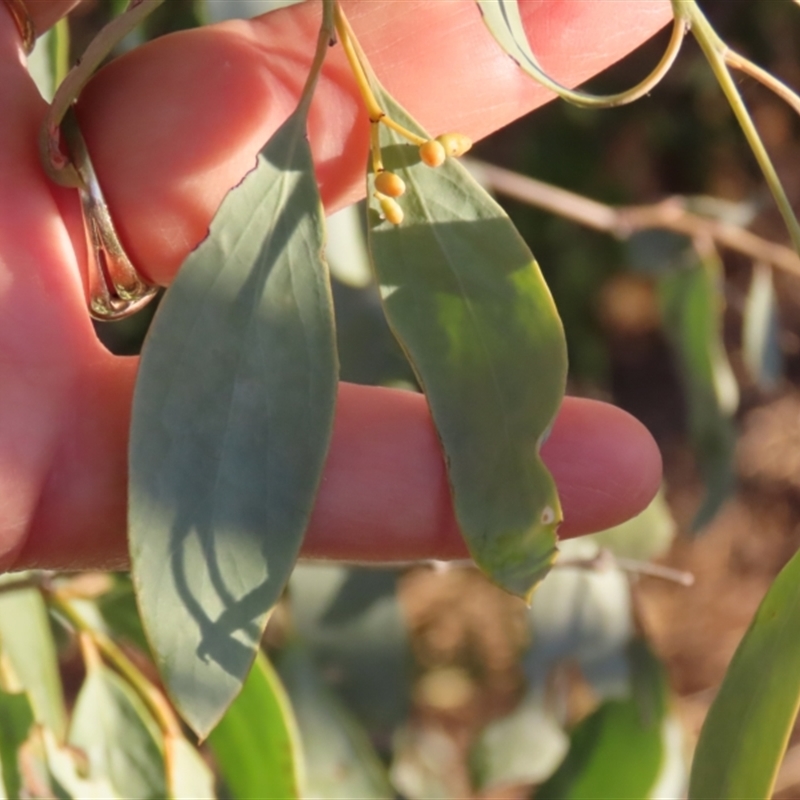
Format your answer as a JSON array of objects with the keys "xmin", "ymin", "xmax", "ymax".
[
  {"xmin": 0, "ymin": 691, "xmax": 34, "ymax": 800},
  {"xmin": 164, "ymin": 736, "xmax": 215, "ymax": 800},
  {"xmin": 290, "ymin": 565, "xmax": 409, "ymax": 734},
  {"xmin": 743, "ymin": 262, "xmax": 782, "ymax": 391},
  {"xmin": 129, "ymin": 99, "xmax": 337, "ymax": 737},
  {"xmin": 68, "ymin": 664, "xmax": 165, "ymax": 799},
  {"xmin": 689, "ymin": 545, "xmax": 800, "ymax": 800},
  {"xmin": 277, "ymin": 643, "xmax": 393, "ymax": 799},
  {"xmin": 208, "ymin": 652, "xmax": 302, "ymax": 800},
  {"xmin": 537, "ymin": 642, "xmax": 670, "ymax": 800},
  {"xmin": 658, "ymin": 248, "xmax": 738, "ymax": 531},
  {"xmin": 0, "ymin": 576, "xmax": 66, "ymax": 739},
  {"xmin": 367, "ymin": 84, "xmax": 567, "ymax": 600}
]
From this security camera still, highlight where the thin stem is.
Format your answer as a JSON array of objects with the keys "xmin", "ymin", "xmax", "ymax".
[
  {"xmin": 0, "ymin": 575, "xmax": 48, "ymax": 596},
  {"xmin": 47, "ymin": 591, "xmax": 182, "ymax": 738},
  {"xmin": 333, "ymin": 3, "xmax": 427, "ymax": 147},
  {"xmin": 673, "ymin": 0, "xmax": 800, "ymax": 255},
  {"xmin": 724, "ymin": 49, "xmax": 800, "ymax": 117},
  {"xmin": 465, "ymin": 158, "xmax": 800, "ymax": 277},
  {"xmin": 296, "ymin": 0, "xmax": 336, "ymax": 114},
  {"xmin": 40, "ymin": 0, "xmax": 166, "ymax": 187},
  {"xmin": 556, "ymin": 549, "xmax": 695, "ymax": 586},
  {"xmin": 528, "ymin": 15, "xmax": 688, "ymax": 109},
  {"xmin": 369, "ymin": 122, "xmax": 384, "ymax": 174}
]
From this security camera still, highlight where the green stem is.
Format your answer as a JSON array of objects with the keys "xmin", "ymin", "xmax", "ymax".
[
  {"xmin": 40, "ymin": 0, "xmax": 166, "ymax": 187},
  {"xmin": 46, "ymin": 591, "xmax": 182, "ymax": 738},
  {"xmin": 672, "ymin": 0, "xmax": 800, "ymax": 255}
]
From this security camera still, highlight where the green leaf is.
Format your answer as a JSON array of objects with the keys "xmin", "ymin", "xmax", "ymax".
[
  {"xmin": 0, "ymin": 575, "xmax": 66, "ymax": 738},
  {"xmin": 68, "ymin": 664, "xmax": 165, "ymax": 799},
  {"xmin": 40, "ymin": 727, "xmax": 118, "ymax": 800},
  {"xmin": 129, "ymin": 94, "xmax": 338, "ymax": 738},
  {"xmin": 366, "ymin": 86, "xmax": 567, "ymax": 601},
  {"xmin": 95, "ymin": 575, "xmax": 150, "ymax": 653},
  {"xmin": 743, "ymin": 262, "xmax": 782, "ymax": 391},
  {"xmin": 164, "ymin": 737, "xmax": 215, "ymax": 800},
  {"xmin": 208, "ymin": 652, "xmax": 302, "ymax": 800},
  {"xmin": 471, "ymin": 687, "xmax": 568, "ymax": 793},
  {"xmin": 658, "ymin": 249, "xmax": 738, "ymax": 531},
  {"xmin": 586, "ymin": 489, "xmax": 676, "ymax": 563},
  {"xmin": 537, "ymin": 643, "xmax": 669, "ymax": 800},
  {"xmin": 290, "ymin": 565, "xmax": 409, "ymax": 733},
  {"xmin": 688, "ymin": 546, "xmax": 800, "ymax": 799},
  {"xmin": 277, "ymin": 643, "xmax": 393, "ymax": 799},
  {"xmin": 0, "ymin": 691, "xmax": 35, "ymax": 800}
]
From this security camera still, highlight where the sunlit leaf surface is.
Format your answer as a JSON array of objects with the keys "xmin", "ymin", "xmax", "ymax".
[
  {"xmin": 0, "ymin": 690, "xmax": 34, "ymax": 800},
  {"xmin": 689, "ymin": 546, "xmax": 800, "ymax": 800},
  {"xmin": 367, "ymin": 86, "xmax": 567, "ymax": 600},
  {"xmin": 0, "ymin": 576, "xmax": 66, "ymax": 738},
  {"xmin": 209, "ymin": 653, "xmax": 302, "ymax": 800},
  {"xmin": 68, "ymin": 664, "xmax": 165, "ymax": 799},
  {"xmin": 129, "ymin": 100, "xmax": 337, "ymax": 737}
]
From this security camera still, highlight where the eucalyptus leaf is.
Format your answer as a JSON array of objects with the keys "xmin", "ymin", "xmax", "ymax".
[
  {"xmin": 165, "ymin": 736, "xmax": 215, "ymax": 800},
  {"xmin": 0, "ymin": 690, "xmax": 34, "ymax": 800},
  {"xmin": 277, "ymin": 643, "xmax": 393, "ymax": 800},
  {"xmin": 208, "ymin": 652, "xmax": 302, "ymax": 800},
  {"xmin": 129, "ymin": 96, "xmax": 337, "ymax": 736},
  {"xmin": 68, "ymin": 664, "xmax": 165, "ymax": 800},
  {"xmin": 689, "ymin": 545, "xmax": 800, "ymax": 800},
  {"xmin": 658, "ymin": 250, "xmax": 738, "ymax": 531},
  {"xmin": 0, "ymin": 575, "xmax": 66, "ymax": 738},
  {"xmin": 290, "ymin": 565, "xmax": 409, "ymax": 733},
  {"xmin": 367, "ymin": 86, "xmax": 567, "ymax": 600},
  {"xmin": 471, "ymin": 686, "xmax": 568, "ymax": 792},
  {"xmin": 537, "ymin": 643, "xmax": 669, "ymax": 800},
  {"xmin": 743, "ymin": 262, "xmax": 782, "ymax": 391}
]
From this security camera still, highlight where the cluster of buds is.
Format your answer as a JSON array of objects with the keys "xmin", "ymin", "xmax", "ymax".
[{"xmin": 374, "ymin": 132, "xmax": 473, "ymax": 226}]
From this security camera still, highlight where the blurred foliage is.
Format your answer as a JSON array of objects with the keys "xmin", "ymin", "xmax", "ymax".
[{"xmin": 14, "ymin": 0, "xmax": 800, "ymax": 798}]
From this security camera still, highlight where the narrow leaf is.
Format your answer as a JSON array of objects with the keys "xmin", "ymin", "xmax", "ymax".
[
  {"xmin": 0, "ymin": 575, "xmax": 66, "ymax": 738},
  {"xmin": 537, "ymin": 643, "xmax": 668, "ymax": 800},
  {"xmin": 165, "ymin": 737, "xmax": 215, "ymax": 800},
  {"xmin": 0, "ymin": 691, "xmax": 34, "ymax": 800},
  {"xmin": 367, "ymin": 87, "xmax": 567, "ymax": 600},
  {"xmin": 290, "ymin": 565, "xmax": 409, "ymax": 733},
  {"xmin": 277, "ymin": 643, "xmax": 393, "ymax": 800},
  {"xmin": 658, "ymin": 250, "xmax": 738, "ymax": 531},
  {"xmin": 68, "ymin": 665, "xmax": 166, "ymax": 799},
  {"xmin": 743, "ymin": 262, "xmax": 782, "ymax": 391},
  {"xmin": 689, "ymin": 546, "xmax": 800, "ymax": 799},
  {"xmin": 129, "ymin": 97, "xmax": 338, "ymax": 737},
  {"xmin": 208, "ymin": 652, "xmax": 302, "ymax": 800}
]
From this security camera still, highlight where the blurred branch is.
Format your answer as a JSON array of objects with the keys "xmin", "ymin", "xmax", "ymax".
[
  {"xmin": 556, "ymin": 548, "xmax": 695, "ymax": 586},
  {"xmin": 465, "ymin": 159, "xmax": 800, "ymax": 278}
]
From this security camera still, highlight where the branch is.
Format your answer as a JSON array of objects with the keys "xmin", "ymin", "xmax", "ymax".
[{"xmin": 465, "ymin": 159, "xmax": 800, "ymax": 278}]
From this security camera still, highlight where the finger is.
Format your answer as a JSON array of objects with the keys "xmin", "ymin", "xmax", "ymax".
[
  {"xmin": 72, "ymin": 0, "xmax": 672, "ymax": 284},
  {"xmin": 15, "ymin": 380, "xmax": 661, "ymax": 571}
]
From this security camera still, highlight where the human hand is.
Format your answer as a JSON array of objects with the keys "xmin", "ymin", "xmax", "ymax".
[{"xmin": 0, "ymin": 0, "xmax": 668, "ymax": 572}]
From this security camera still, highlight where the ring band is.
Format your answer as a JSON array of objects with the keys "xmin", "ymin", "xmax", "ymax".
[
  {"xmin": 61, "ymin": 107, "xmax": 158, "ymax": 321},
  {"xmin": 3, "ymin": 0, "xmax": 34, "ymax": 55}
]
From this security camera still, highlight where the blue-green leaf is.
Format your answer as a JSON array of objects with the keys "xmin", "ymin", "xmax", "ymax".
[
  {"xmin": 658, "ymin": 249, "xmax": 738, "ymax": 530},
  {"xmin": 367, "ymin": 85, "xmax": 567, "ymax": 601},
  {"xmin": 129, "ymin": 96, "xmax": 337, "ymax": 737},
  {"xmin": 689, "ymin": 546, "xmax": 800, "ymax": 799},
  {"xmin": 277, "ymin": 643, "xmax": 393, "ymax": 799},
  {"xmin": 743, "ymin": 262, "xmax": 782, "ymax": 391},
  {"xmin": 208, "ymin": 652, "xmax": 302, "ymax": 800},
  {"xmin": 537, "ymin": 643, "xmax": 669, "ymax": 800},
  {"xmin": 290, "ymin": 565, "xmax": 409, "ymax": 733}
]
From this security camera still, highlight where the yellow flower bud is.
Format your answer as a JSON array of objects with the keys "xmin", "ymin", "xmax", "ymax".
[
  {"xmin": 436, "ymin": 132, "xmax": 472, "ymax": 158},
  {"xmin": 378, "ymin": 194, "xmax": 404, "ymax": 225},
  {"xmin": 374, "ymin": 171, "xmax": 406, "ymax": 198},
  {"xmin": 419, "ymin": 139, "xmax": 446, "ymax": 168}
]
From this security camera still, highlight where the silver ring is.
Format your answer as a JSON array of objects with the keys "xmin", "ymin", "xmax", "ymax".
[{"xmin": 61, "ymin": 107, "xmax": 158, "ymax": 321}]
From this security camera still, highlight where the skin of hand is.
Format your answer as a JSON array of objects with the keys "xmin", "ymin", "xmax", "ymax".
[{"xmin": 0, "ymin": 0, "xmax": 669, "ymax": 572}]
